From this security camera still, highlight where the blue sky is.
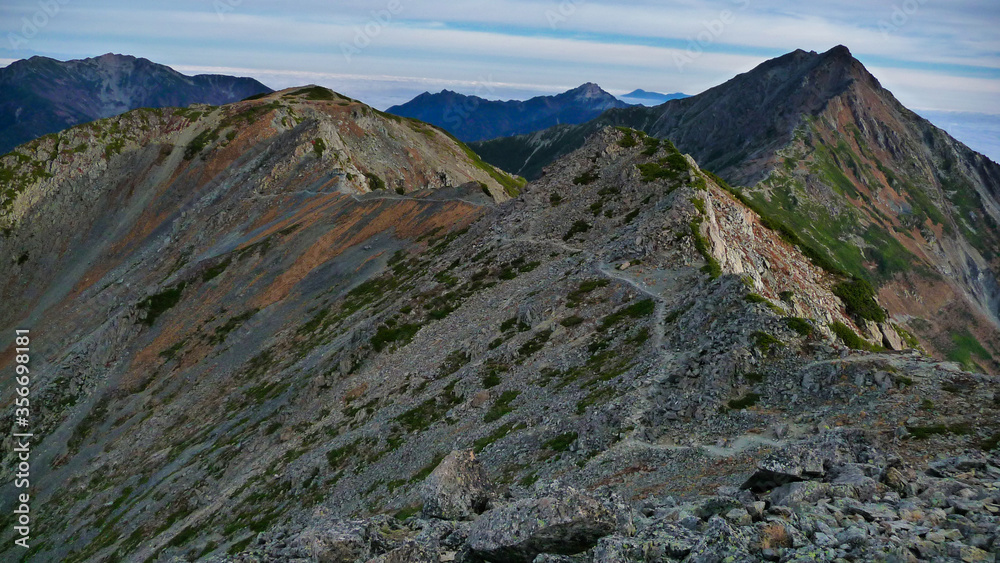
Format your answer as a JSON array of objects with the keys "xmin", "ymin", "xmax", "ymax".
[{"xmin": 1, "ymin": 0, "xmax": 998, "ymax": 157}]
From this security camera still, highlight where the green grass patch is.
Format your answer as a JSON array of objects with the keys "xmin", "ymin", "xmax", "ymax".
[
  {"xmin": 638, "ymin": 153, "xmax": 689, "ymax": 183},
  {"xmin": 202, "ymin": 258, "xmax": 232, "ymax": 282},
  {"xmin": 751, "ymin": 331, "xmax": 783, "ymax": 353},
  {"xmin": 484, "ymin": 390, "xmax": 521, "ymax": 423},
  {"xmin": 291, "ymin": 86, "xmax": 338, "ymax": 100},
  {"xmin": 981, "ymin": 432, "xmax": 1000, "ymax": 452},
  {"xmin": 210, "ymin": 309, "xmax": 258, "ymax": 345},
  {"xmin": 397, "ymin": 382, "xmax": 462, "ymax": 432},
  {"xmin": 364, "ymin": 171, "xmax": 386, "ymax": 191},
  {"xmin": 833, "ymin": 278, "xmax": 886, "ymax": 323},
  {"xmin": 183, "ymin": 128, "xmax": 219, "ymax": 160},
  {"xmin": 907, "ymin": 423, "xmax": 971, "ymax": 440},
  {"xmin": 371, "ymin": 322, "xmax": 422, "ymax": 352},
  {"xmin": 785, "ymin": 317, "xmax": 813, "ymax": 336},
  {"xmin": 690, "ymin": 217, "xmax": 721, "ymax": 278},
  {"xmin": 312, "ymin": 138, "xmax": 326, "ymax": 157},
  {"xmin": 573, "ymin": 169, "xmax": 599, "ymax": 185},
  {"xmin": 599, "ymin": 299, "xmax": 655, "ymax": 330},
  {"xmin": 543, "ymin": 431, "xmax": 578, "ymax": 452},
  {"xmin": 439, "ymin": 350, "xmax": 471, "ymax": 377},
  {"xmin": 727, "ymin": 393, "xmax": 760, "ymax": 410},
  {"xmin": 830, "ymin": 321, "xmax": 878, "ymax": 351},
  {"xmin": 473, "ymin": 421, "xmax": 525, "ymax": 453},
  {"xmin": 563, "ymin": 220, "xmax": 591, "ymax": 241},
  {"xmin": 946, "ymin": 330, "xmax": 991, "ymax": 372},
  {"xmin": 138, "ymin": 283, "xmax": 187, "ymax": 326},
  {"xmin": 518, "ymin": 329, "xmax": 552, "ymax": 359}
]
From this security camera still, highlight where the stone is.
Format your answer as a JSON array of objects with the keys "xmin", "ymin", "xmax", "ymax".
[
  {"xmin": 421, "ymin": 450, "xmax": 499, "ymax": 521},
  {"xmin": 883, "ymin": 467, "xmax": 909, "ymax": 494},
  {"xmin": 879, "ymin": 323, "xmax": 905, "ymax": 350},
  {"xmin": 830, "ymin": 464, "xmax": 880, "ymax": 502},
  {"xmin": 467, "ymin": 487, "xmax": 615, "ymax": 562},
  {"xmin": 724, "ymin": 507, "xmax": 753, "ymax": 526},
  {"xmin": 945, "ymin": 543, "xmax": 994, "ymax": 562},
  {"xmin": 741, "ymin": 443, "xmax": 828, "ymax": 492},
  {"xmin": 769, "ymin": 481, "xmax": 832, "ymax": 507},
  {"xmin": 300, "ymin": 520, "xmax": 371, "ymax": 563}
]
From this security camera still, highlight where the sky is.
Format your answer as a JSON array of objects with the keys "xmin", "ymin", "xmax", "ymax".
[{"xmin": 1, "ymin": 0, "xmax": 998, "ymax": 158}]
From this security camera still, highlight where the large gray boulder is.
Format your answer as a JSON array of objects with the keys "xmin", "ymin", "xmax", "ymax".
[
  {"xmin": 741, "ymin": 445, "xmax": 826, "ymax": 492},
  {"xmin": 421, "ymin": 450, "xmax": 499, "ymax": 521},
  {"xmin": 299, "ymin": 520, "xmax": 371, "ymax": 563},
  {"xmin": 467, "ymin": 487, "xmax": 616, "ymax": 562}
]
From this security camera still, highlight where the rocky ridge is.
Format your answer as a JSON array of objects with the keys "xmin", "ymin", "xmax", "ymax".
[{"xmin": 471, "ymin": 47, "xmax": 1000, "ymax": 372}]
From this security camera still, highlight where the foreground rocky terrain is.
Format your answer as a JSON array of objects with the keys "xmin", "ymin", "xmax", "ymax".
[
  {"xmin": 226, "ymin": 445, "xmax": 1000, "ymax": 562},
  {"xmin": 0, "ymin": 87, "xmax": 997, "ymax": 563}
]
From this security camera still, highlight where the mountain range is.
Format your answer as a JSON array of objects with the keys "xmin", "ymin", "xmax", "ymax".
[
  {"xmin": 0, "ymin": 48, "xmax": 998, "ymax": 562},
  {"xmin": 0, "ymin": 53, "xmax": 272, "ymax": 155},
  {"xmin": 386, "ymin": 83, "xmax": 630, "ymax": 143}
]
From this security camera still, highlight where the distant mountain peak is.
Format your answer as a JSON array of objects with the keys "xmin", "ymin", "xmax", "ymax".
[
  {"xmin": 0, "ymin": 54, "xmax": 272, "ymax": 154},
  {"xmin": 387, "ymin": 83, "xmax": 629, "ymax": 142},
  {"xmin": 619, "ymin": 89, "xmax": 690, "ymax": 106}
]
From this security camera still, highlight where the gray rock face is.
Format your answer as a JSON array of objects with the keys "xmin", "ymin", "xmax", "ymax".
[
  {"xmin": 421, "ymin": 450, "xmax": 499, "ymax": 521},
  {"xmin": 467, "ymin": 487, "xmax": 616, "ymax": 562}
]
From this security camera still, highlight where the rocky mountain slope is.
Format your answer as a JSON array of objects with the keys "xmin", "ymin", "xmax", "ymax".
[
  {"xmin": 1, "ymin": 106, "xmax": 997, "ymax": 563},
  {"xmin": 386, "ymin": 84, "xmax": 629, "ymax": 143},
  {"xmin": 0, "ymin": 53, "xmax": 272, "ymax": 155},
  {"xmin": 472, "ymin": 46, "xmax": 1000, "ymax": 373}
]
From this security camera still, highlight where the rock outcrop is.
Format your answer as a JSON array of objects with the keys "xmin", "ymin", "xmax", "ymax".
[
  {"xmin": 421, "ymin": 450, "xmax": 499, "ymax": 521},
  {"xmin": 467, "ymin": 486, "xmax": 616, "ymax": 562}
]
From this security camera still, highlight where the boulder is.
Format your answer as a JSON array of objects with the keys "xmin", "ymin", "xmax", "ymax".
[
  {"xmin": 769, "ymin": 481, "xmax": 832, "ymax": 507},
  {"xmin": 300, "ymin": 520, "xmax": 371, "ymax": 563},
  {"xmin": 467, "ymin": 487, "xmax": 616, "ymax": 562},
  {"xmin": 879, "ymin": 323, "xmax": 906, "ymax": 350},
  {"xmin": 421, "ymin": 450, "xmax": 499, "ymax": 521},
  {"xmin": 741, "ymin": 446, "xmax": 826, "ymax": 492}
]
